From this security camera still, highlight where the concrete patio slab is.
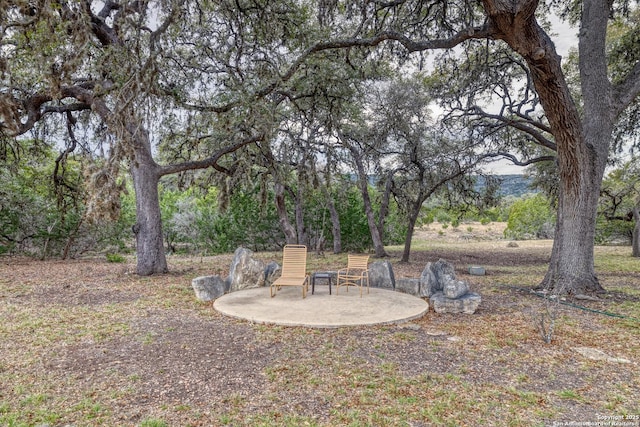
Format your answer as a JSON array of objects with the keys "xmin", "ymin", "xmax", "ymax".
[{"xmin": 213, "ymin": 286, "xmax": 429, "ymax": 328}]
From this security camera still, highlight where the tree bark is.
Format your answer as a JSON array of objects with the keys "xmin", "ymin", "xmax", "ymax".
[
  {"xmin": 482, "ymin": 0, "xmax": 606, "ymax": 294},
  {"xmin": 543, "ymin": 163, "xmax": 605, "ymax": 293},
  {"xmin": 401, "ymin": 201, "xmax": 421, "ymax": 263},
  {"xmin": 377, "ymin": 171, "xmax": 394, "ymax": 244},
  {"xmin": 541, "ymin": 0, "xmax": 609, "ymax": 294},
  {"xmin": 131, "ymin": 127, "xmax": 168, "ymax": 276},
  {"xmin": 274, "ymin": 183, "xmax": 298, "ymax": 244}
]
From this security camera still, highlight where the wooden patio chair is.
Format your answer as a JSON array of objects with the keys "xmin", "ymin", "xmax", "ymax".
[
  {"xmin": 336, "ymin": 254, "xmax": 370, "ymax": 297},
  {"xmin": 270, "ymin": 244, "xmax": 310, "ymax": 298}
]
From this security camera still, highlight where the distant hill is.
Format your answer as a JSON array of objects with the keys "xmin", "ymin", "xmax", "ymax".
[
  {"xmin": 476, "ymin": 174, "xmax": 536, "ymax": 198},
  {"xmin": 360, "ymin": 173, "xmax": 535, "ymax": 198},
  {"xmin": 495, "ymin": 174, "xmax": 535, "ymax": 197}
]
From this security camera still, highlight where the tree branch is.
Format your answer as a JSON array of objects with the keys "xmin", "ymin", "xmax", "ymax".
[
  {"xmin": 483, "ymin": 152, "xmax": 556, "ymax": 166},
  {"xmin": 158, "ymin": 133, "xmax": 264, "ymax": 177},
  {"xmin": 612, "ymin": 60, "xmax": 640, "ymax": 118},
  {"xmin": 178, "ymin": 24, "xmax": 494, "ymax": 113},
  {"xmin": 469, "ymin": 105, "xmax": 557, "ymax": 151},
  {"xmin": 42, "ymin": 103, "xmax": 92, "ymax": 115}
]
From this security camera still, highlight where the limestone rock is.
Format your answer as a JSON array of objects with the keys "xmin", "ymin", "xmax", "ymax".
[
  {"xmin": 228, "ymin": 247, "xmax": 266, "ymax": 292},
  {"xmin": 430, "ymin": 292, "xmax": 482, "ymax": 314},
  {"xmin": 396, "ymin": 278, "xmax": 420, "ymax": 296},
  {"xmin": 443, "ymin": 279, "xmax": 469, "ymax": 299},
  {"xmin": 368, "ymin": 260, "xmax": 395, "ymax": 289},
  {"xmin": 572, "ymin": 347, "xmax": 631, "ymax": 364},
  {"xmin": 419, "ymin": 264, "xmax": 438, "ymax": 297},
  {"xmin": 192, "ymin": 275, "xmax": 228, "ymax": 301},
  {"xmin": 468, "ymin": 266, "xmax": 486, "ymax": 276},
  {"xmin": 432, "ymin": 259, "xmax": 456, "ymax": 284},
  {"xmin": 420, "ymin": 259, "xmax": 457, "ymax": 297}
]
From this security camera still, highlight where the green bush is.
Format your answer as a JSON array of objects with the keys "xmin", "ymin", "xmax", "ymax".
[
  {"xmin": 595, "ymin": 218, "xmax": 633, "ymax": 245},
  {"xmin": 420, "ymin": 209, "xmax": 435, "ymax": 225},
  {"xmin": 106, "ymin": 253, "xmax": 125, "ymax": 263},
  {"xmin": 504, "ymin": 194, "xmax": 556, "ymax": 240},
  {"xmin": 435, "ymin": 211, "xmax": 452, "ymax": 224}
]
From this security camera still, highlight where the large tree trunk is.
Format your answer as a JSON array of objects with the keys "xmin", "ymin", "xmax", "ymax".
[
  {"xmin": 543, "ymin": 152, "xmax": 606, "ymax": 293},
  {"xmin": 540, "ymin": 0, "xmax": 610, "ymax": 294},
  {"xmin": 377, "ymin": 172, "xmax": 394, "ymax": 244},
  {"xmin": 483, "ymin": 0, "xmax": 607, "ymax": 294},
  {"xmin": 131, "ymin": 128, "xmax": 168, "ymax": 276},
  {"xmin": 274, "ymin": 183, "xmax": 298, "ymax": 244},
  {"xmin": 361, "ymin": 178, "xmax": 387, "ymax": 257},
  {"xmin": 401, "ymin": 201, "xmax": 420, "ymax": 263}
]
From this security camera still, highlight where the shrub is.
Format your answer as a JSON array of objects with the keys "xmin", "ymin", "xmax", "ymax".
[
  {"xmin": 504, "ymin": 194, "xmax": 555, "ymax": 240},
  {"xmin": 595, "ymin": 218, "xmax": 633, "ymax": 245},
  {"xmin": 106, "ymin": 253, "xmax": 125, "ymax": 263},
  {"xmin": 435, "ymin": 211, "xmax": 452, "ymax": 224}
]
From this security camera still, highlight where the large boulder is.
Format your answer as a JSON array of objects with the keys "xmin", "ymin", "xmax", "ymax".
[
  {"xmin": 430, "ymin": 292, "xmax": 482, "ymax": 314},
  {"xmin": 192, "ymin": 275, "xmax": 229, "ymax": 301},
  {"xmin": 420, "ymin": 259, "xmax": 455, "ymax": 297},
  {"xmin": 420, "ymin": 259, "xmax": 481, "ymax": 314},
  {"xmin": 228, "ymin": 247, "xmax": 266, "ymax": 292},
  {"xmin": 368, "ymin": 260, "xmax": 395, "ymax": 289}
]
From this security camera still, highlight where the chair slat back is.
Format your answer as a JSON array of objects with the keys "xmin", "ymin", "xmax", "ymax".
[
  {"xmin": 280, "ymin": 245, "xmax": 307, "ymax": 278},
  {"xmin": 347, "ymin": 254, "xmax": 369, "ymax": 270}
]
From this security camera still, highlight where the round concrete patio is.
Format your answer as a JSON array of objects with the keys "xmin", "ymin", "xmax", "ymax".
[{"xmin": 213, "ymin": 286, "xmax": 429, "ymax": 328}]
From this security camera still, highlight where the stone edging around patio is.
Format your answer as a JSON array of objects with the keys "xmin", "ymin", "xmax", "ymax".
[{"xmin": 192, "ymin": 247, "xmax": 482, "ymax": 314}]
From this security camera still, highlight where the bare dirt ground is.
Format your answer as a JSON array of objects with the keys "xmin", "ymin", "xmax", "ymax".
[{"xmin": 1, "ymin": 224, "xmax": 639, "ymax": 426}]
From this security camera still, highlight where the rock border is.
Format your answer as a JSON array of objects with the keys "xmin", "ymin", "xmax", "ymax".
[{"xmin": 192, "ymin": 248, "xmax": 481, "ymax": 314}]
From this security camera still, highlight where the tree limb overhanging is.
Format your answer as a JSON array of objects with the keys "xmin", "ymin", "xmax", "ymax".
[{"xmin": 158, "ymin": 133, "xmax": 265, "ymax": 176}]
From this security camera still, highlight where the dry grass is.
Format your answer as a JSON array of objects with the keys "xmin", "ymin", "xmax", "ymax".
[{"xmin": 1, "ymin": 226, "xmax": 639, "ymax": 427}]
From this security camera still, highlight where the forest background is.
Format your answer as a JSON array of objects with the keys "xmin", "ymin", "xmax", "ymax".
[{"xmin": 2, "ymin": 0, "xmax": 640, "ymax": 294}]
